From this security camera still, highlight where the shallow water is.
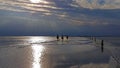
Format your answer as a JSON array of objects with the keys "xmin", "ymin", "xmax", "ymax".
[{"xmin": 0, "ymin": 36, "xmax": 119, "ymax": 68}]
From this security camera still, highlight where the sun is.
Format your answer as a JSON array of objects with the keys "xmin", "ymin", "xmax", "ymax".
[{"xmin": 30, "ymin": 0, "xmax": 42, "ymax": 3}]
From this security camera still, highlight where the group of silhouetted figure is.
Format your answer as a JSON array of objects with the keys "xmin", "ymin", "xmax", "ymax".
[{"xmin": 56, "ymin": 35, "xmax": 69, "ymax": 41}]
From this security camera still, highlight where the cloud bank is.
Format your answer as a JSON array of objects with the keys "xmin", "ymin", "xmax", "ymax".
[
  {"xmin": 75, "ymin": 0, "xmax": 120, "ymax": 9},
  {"xmin": 0, "ymin": 0, "xmax": 120, "ymax": 36}
]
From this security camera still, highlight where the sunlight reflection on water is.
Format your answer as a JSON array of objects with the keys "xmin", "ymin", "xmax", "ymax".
[
  {"xmin": 30, "ymin": 37, "xmax": 47, "ymax": 43},
  {"xmin": 32, "ymin": 44, "xmax": 44, "ymax": 68},
  {"xmin": 30, "ymin": 37, "xmax": 45, "ymax": 68}
]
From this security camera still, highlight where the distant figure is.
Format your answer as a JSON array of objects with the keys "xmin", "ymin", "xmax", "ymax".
[
  {"xmin": 94, "ymin": 38, "xmax": 96, "ymax": 42},
  {"xmin": 61, "ymin": 35, "xmax": 64, "ymax": 41},
  {"xmin": 101, "ymin": 40, "xmax": 104, "ymax": 46},
  {"xmin": 101, "ymin": 40, "xmax": 104, "ymax": 53},
  {"xmin": 56, "ymin": 35, "xmax": 59, "ymax": 41},
  {"xmin": 66, "ymin": 35, "xmax": 69, "ymax": 40}
]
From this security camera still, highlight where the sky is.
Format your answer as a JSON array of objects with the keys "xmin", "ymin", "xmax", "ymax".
[{"xmin": 0, "ymin": 0, "xmax": 120, "ymax": 36}]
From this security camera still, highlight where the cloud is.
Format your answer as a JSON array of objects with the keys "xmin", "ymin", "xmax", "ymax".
[
  {"xmin": 80, "ymin": 63, "xmax": 109, "ymax": 68},
  {"xmin": 75, "ymin": 0, "xmax": 120, "ymax": 9},
  {"xmin": 70, "ymin": 63, "xmax": 108, "ymax": 68},
  {"xmin": 0, "ymin": 0, "xmax": 61, "ymax": 13},
  {"xmin": 0, "ymin": 0, "xmax": 120, "ymax": 36}
]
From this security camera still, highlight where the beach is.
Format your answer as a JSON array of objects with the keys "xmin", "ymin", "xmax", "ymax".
[{"xmin": 0, "ymin": 36, "xmax": 119, "ymax": 68}]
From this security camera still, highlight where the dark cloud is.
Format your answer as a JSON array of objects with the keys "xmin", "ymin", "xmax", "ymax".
[{"xmin": 0, "ymin": 0, "xmax": 120, "ymax": 36}]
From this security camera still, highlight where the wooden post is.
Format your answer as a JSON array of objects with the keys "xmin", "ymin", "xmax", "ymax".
[{"xmin": 101, "ymin": 40, "xmax": 104, "ymax": 53}]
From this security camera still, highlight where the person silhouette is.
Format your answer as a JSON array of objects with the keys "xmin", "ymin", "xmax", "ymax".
[
  {"xmin": 66, "ymin": 35, "xmax": 69, "ymax": 40},
  {"xmin": 61, "ymin": 35, "xmax": 64, "ymax": 41},
  {"xmin": 56, "ymin": 35, "xmax": 59, "ymax": 41}
]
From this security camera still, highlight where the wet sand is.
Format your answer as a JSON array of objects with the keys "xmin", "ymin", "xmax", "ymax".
[{"xmin": 0, "ymin": 36, "xmax": 119, "ymax": 68}]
